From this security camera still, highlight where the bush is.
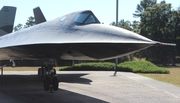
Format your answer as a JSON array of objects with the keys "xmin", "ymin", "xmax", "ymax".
[
  {"xmin": 117, "ymin": 60, "xmax": 169, "ymax": 74},
  {"xmin": 59, "ymin": 60, "xmax": 169, "ymax": 74},
  {"xmin": 59, "ymin": 62, "xmax": 115, "ymax": 71}
]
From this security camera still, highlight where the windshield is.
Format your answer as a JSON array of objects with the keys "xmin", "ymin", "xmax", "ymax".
[
  {"xmin": 74, "ymin": 13, "xmax": 89, "ymax": 23},
  {"xmin": 85, "ymin": 15, "xmax": 96, "ymax": 24},
  {"xmin": 74, "ymin": 12, "xmax": 100, "ymax": 25}
]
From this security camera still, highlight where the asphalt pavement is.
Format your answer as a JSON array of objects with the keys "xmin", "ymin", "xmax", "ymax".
[{"xmin": 0, "ymin": 71, "xmax": 180, "ymax": 103}]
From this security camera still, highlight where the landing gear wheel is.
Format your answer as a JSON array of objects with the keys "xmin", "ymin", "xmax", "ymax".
[
  {"xmin": 38, "ymin": 67, "xmax": 46, "ymax": 78},
  {"xmin": 52, "ymin": 76, "xmax": 59, "ymax": 91},
  {"xmin": 40, "ymin": 59, "xmax": 59, "ymax": 92},
  {"xmin": 42, "ymin": 68, "xmax": 46, "ymax": 78},
  {"xmin": 53, "ymin": 68, "xmax": 56, "ymax": 75},
  {"xmin": 38, "ymin": 68, "xmax": 42, "ymax": 77},
  {"xmin": 38, "ymin": 68, "xmax": 41, "ymax": 77},
  {"xmin": 50, "ymin": 85, "xmax": 53, "ymax": 93},
  {"xmin": 43, "ymin": 76, "xmax": 50, "ymax": 91}
]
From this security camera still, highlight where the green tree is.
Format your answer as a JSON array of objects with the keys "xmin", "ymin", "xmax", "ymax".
[
  {"xmin": 110, "ymin": 21, "xmax": 116, "ymax": 26},
  {"xmin": 178, "ymin": 6, "xmax": 180, "ymax": 12},
  {"xmin": 14, "ymin": 23, "xmax": 23, "ymax": 31},
  {"xmin": 172, "ymin": 7, "xmax": 180, "ymax": 61},
  {"xmin": 131, "ymin": 20, "xmax": 140, "ymax": 34},
  {"xmin": 170, "ymin": 9, "xmax": 180, "ymax": 39},
  {"xmin": 134, "ymin": 0, "xmax": 179, "ymax": 65},
  {"xmin": 24, "ymin": 16, "xmax": 36, "ymax": 28},
  {"xmin": 110, "ymin": 19, "xmax": 132, "ymax": 31},
  {"xmin": 13, "ymin": 16, "xmax": 35, "ymax": 31},
  {"xmin": 134, "ymin": 0, "xmax": 157, "ymax": 18},
  {"xmin": 133, "ymin": 0, "xmax": 157, "ymax": 39},
  {"xmin": 118, "ymin": 19, "xmax": 132, "ymax": 31}
]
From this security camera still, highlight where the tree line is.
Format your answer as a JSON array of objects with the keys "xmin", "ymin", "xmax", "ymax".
[
  {"xmin": 111, "ymin": 0, "xmax": 180, "ymax": 65},
  {"xmin": 14, "ymin": 16, "xmax": 35, "ymax": 31}
]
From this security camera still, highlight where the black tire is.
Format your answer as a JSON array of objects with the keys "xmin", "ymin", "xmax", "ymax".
[
  {"xmin": 38, "ymin": 68, "xmax": 43, "ymax": 78},
  {"xmin": 42, "ymin": 68, "xmax": 46, "ymax": 78},
  {"xmin": 50, "ymin": 86, "xmax": 53, "ymax": 93},
  {"xmin": 52, "ymin": 76, "xmax": 59, "ymax": 91},
  {"xmin": 38, "ymin": 68, "xmax": 41, "ymax": 77},
  {"xmin": 43, "ymin": 76, "xmax": 50, "ymax": 91},
  {"xmin": 53, "ymin": 69, "xmax": 56, "ymax": 75}
]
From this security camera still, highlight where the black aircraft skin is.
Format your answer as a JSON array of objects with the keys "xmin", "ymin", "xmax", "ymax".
[
  {"xmin": 0, "ymin": 7, "xmax": 175, "ymax": 92},
  {"xmin": 0, "ymin": 9, "xmax": 175, "ymax": 61}
]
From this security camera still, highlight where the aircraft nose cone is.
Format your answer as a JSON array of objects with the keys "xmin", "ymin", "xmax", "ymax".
[{"xmin": 156, "ymin": 42, "xmax": 176, "ymax": 46}]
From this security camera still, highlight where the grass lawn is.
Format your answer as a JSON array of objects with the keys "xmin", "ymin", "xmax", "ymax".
[
  {"xmin": 140, "ymin": 67, "xmax": 180, "ymax": 87},
  {"xmin": 3, "ymin": 67, "xmax": 60, "ymax": 71}
]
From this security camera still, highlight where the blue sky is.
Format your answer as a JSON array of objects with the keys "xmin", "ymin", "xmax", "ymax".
[{"xmin": 0, "ymin": 0, "xmax": 180, "ymax": 26}]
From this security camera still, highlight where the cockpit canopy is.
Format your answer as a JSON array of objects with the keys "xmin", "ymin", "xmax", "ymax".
[
  {"xmin": 74, "ymin": 11, "xmax": 100, "ymax": 25},
  {"xmin": 60, "ymin": 10, "xmax": 100, "ymax": 26}
]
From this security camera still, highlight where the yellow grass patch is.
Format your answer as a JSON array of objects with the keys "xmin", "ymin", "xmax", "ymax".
[
  {"xmin": 2, "ymin": 67, "xmax": 60, "ymax": 71},
  {"xmin": 140, "ymin": 67, "xmax": 180, "ymax": 87}
]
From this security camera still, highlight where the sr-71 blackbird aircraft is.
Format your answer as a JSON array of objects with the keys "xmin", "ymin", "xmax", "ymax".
[{"xmin": 0, "ymin": 6, "xmax": 175, "ymax": 92}]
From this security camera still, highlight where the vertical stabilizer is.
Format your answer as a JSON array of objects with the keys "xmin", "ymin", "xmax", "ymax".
[
  {"xmin": 0, "ymin": 6, "xmax": 16, "ymax": 36},
  {"xmin": 33, "ymin": 7, "xmax": 46, "ymax": 24}
]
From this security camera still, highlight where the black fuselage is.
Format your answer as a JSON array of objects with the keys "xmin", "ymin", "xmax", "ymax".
[{"xmin": 0, "ymin": 10, "xmax": 157, "ymax": 60}]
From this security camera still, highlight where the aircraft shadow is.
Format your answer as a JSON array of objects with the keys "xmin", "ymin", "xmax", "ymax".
[
  {"xmin": 57, "ymin": 73, "xmax": 92, "ymax": 84},
  {"xmin": 0, "ymin": 74, "xmax": 106, "ymax": 103}
]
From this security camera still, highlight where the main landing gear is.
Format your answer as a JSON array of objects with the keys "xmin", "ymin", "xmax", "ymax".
[
  {"xmin": 38, "ymin": 63, "xmax": 59, "ymax": 92},
  {"xmin": 0, "ymin": 60, "xmax": 15, "ymax": 87}
]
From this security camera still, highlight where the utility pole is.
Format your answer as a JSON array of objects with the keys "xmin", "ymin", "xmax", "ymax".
[
  {"xmin": 116, "ymin": 0, "xmax": 118, "ymax": 26},
  {"xmin": 114, "ymin": 0, "xmax": 119, "ymax": 76}
]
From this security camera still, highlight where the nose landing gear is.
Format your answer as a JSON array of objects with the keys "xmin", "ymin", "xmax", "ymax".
[
  {"xmin": 38, "ymin": 59, "xmax": 59, "ymax": 92},
  {"xmin": 43, "ymin": 68, "xmax": 59, "ymax": 92}
]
